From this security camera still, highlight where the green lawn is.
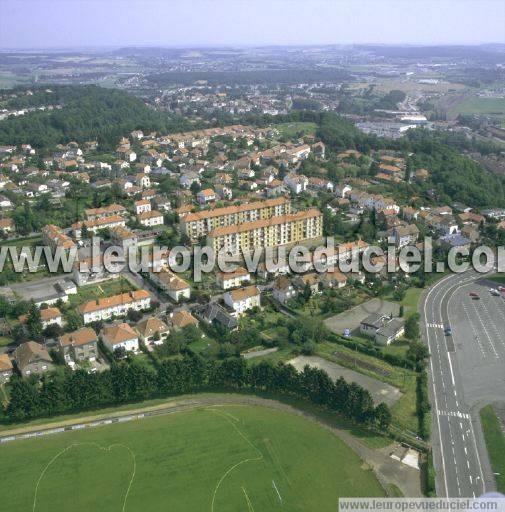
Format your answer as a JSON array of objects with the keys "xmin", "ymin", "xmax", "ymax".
[
  {"xmin": 0, "ymin": 405, "xmax": 385, "ymax": 511},
  {"xmin": 68, "ymin": 278, "xmax": 137, "ymax": 307},
  {"xmin": 479, "ymin": 405, "xmax": 505, "ymax": 493},
  {"xmin": 452, "ymin": 97, "xmax": 505, "ymax": 122},
  {"xmin": 0, "ymin": 336, "xmax": 13, "ymax": 348},
  {"xmin": 276, "ymin": 122, "xmax": 317, "ymax": 138}
]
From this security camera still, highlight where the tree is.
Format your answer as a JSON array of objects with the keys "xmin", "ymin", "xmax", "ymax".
[
  {"xmin": 374, "ymin": 403, "xmax": 392, "ymax": 430},
  {"xmin": 26, "ymin": 303, "xmax": 43, "ymax": 340},
  {"xmin": 66, "ymin": 310, "xmax": 83, "ymax": 331},
  {"xmin": 405, "ymin": 313, "xmax": 420, "ymax": 340},
  {"xmin": 406, "ymin": 341, "xmax": 430, "ymax": 365}
]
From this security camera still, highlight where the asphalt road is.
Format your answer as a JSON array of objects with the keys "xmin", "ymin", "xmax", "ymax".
[{"xmin": 421, "ymin": 270, "xmax": 505, "ymax": 498}]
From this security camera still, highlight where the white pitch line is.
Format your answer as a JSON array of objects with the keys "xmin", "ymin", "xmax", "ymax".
[{"xmin": 272, "ymin": 480, "xmax": 282, "ymax": 503}]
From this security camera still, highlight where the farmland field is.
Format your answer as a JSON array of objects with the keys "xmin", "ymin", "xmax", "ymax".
[
  {"xmin": 451, "ymin": 96, "xmax": 505, "ymax": 124},
  {"xmin": 0, "ymin": 405, "xmax": 384, "ymax": 511}
]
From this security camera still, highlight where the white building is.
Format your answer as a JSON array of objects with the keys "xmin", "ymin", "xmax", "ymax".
[
  {"xmin": 101, "ymin": 323, "xmax": 139, "ymax": 353},
  {"xmin": 223, "ymin": 285, "xmax": 261, "ymax": 316},
  {"xmin": 283, "ymin": 173, "xmax": 308, "ymax": 194},
  {"xmin": 135, "ymin": 199, "xmax": 151, "ymax": 215},
  {"xmin": 77, "ymin": 290, "xmax": 151, "ymax": 323},
  {"xmin": 137, "ymin": 210, "xmax": 164, "ymax": 227},
  {"xmin": 216, "ymin": 267, "xmax": 250, "ymax": 290},
  {"xmin": 149, "ymin": 269, "xmax": 190, "ymax": 301}
]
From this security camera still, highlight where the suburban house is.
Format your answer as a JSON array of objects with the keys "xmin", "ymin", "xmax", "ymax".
[
  {"xmin": 101, "ymin": 323, "xmax": 139, "ymax": 353},
  {"xmin": 272, "ymin": 276, "xmax": 297, "ymax": 304},
  {"xmin": 223, "ymin": 285, "xmax": 261, "ymax": 316},
  {"xmin": 360, "ymin": 313, "xmax": 405, "ymax": 345},
  {"xmin": 77, "ymin": 290, "xmax": 151, "ymax": 323},
  {"xmin": 149, "ymin": 269, "xmax": 190, "ymax": 301},
  {"xmin": 321, "ymin": 270, "xmax": 348, "ymax": 289},
  {"xmin": 294, "ymin": 273, "xmax": 321, "ymax": 295},
  {"xmin": 170, "ymin": 309, "xmax": 199, "ymax": 329},
  {"xmin": 0, "ymin": 353, "xmax": 13, "ymax": 384},
  {"xmin": 196, "ymin": 188, "xmax": 217, "ymax": 205},
  {"xmin": 59, "ymin": 327, "xmax": 99, "ymax": 363},
  {"xmin": 135, "ymin": 317, "xmax": 170, "ymax": 345},
  {"xmin": 13, "ymin": 341, "xmax": 55, "ymax": 377},
  {"xmin": 42, "ymin": 224, "xmax": 76, "ymax": 251},
  {"xmin": 19, "ymin": 307, "xmax": 63, "ymax": 330},
  {"xmin": 390, "ymin": 224, "xmax": 420, "ymax": 248},
  {"xmin": 283, "ymin": 173, "xmax": 308, "ymax": 194},
  {"xmin": 134, "ymin": 199, "xmax": 151, "ymax": 215},
  {"xmin": 109, "ymin": 226, "xmax": 138, "ymax": 250},
  {"xmin": 204, "ymin": 303, "xmax": 238, "ymax": 331},
  {"xmin": 216, "ymin": 266, "xmax": 251, "ymax": 290},
  {"xmin": 137, "ymin": 210, "xmax": 164, "ymax": 227}
]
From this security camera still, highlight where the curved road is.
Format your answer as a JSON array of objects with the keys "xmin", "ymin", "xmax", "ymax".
[{"xmin": 421, "ymin": 269, "xmax": 505, "ymax": 498}]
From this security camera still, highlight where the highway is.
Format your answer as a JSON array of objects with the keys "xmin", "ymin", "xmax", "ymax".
[{"xmin": 421, "ymin": 270, "xmax": 505, "ymax": 497}]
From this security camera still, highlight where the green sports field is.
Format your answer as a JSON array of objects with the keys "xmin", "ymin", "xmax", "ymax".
[{"xmin": 0, "ymin": 405, "xmax": 384, "ymax": 511}]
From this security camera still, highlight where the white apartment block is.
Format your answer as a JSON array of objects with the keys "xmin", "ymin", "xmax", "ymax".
[{"xmin": 77, "ymin": 290, "xmax": 151, "ymax": 324}]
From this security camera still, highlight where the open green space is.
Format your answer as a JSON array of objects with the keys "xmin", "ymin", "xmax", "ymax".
[
  {"xmin": 451, "ymin": 97, "xmax": 505, "ymax": 124},
  {"xmin": 276, "ymin": 121, "xmax": 317, "ymax": 138},
  {"xmin": 67, "ymin": 278, "xmax": 137, "ymax": 307},
  {"xmin": 0, "ymin": 404, "xmax": 384, "ymax": 511},
  {"xmin": 479, "ymin": 404, "xmax": 505, "ymax": 493}
]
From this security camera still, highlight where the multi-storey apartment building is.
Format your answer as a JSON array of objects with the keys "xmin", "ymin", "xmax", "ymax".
[
  {"xmin": 180, "ymin": 197, "xmax": 291, "ymax": 241},
  {"xmin": 77, "ymin": 290, "xmax": 151, "ymax": 323},
  {"xmin": 207, "ymin": 208, "xmax": 323, "ymax": 255}
]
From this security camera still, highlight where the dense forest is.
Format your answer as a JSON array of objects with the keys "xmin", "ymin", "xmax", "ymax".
[{"xmin": 0, "ymin": 85, "xmax": 193, "ymax": 150}]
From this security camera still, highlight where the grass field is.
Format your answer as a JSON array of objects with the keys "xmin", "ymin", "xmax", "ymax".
[
  {"xmin": 0, "ymin": 405, "xmax": 384, "ymax": 511},
  {"xmin": 452, "ymin": 97, "xmax": 505, "ymax": 125},
  {"xmin": 479, "ymin": 405, "xmax": 505, "ymax": 493},
  {"xmin": 276, "ymin": 122, "xmax": 317, "ymax": 138},
  {"xmin": 68, "ymin": 278, "xmax": 137, "ymax": 307}
]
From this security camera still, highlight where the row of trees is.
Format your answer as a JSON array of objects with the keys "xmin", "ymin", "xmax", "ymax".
[{"xmin": 5, "ymin": 354, "xmax": 392, "ymax": 431}]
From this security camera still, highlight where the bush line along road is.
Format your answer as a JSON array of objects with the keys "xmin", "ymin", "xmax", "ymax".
[{"xmin": 421, "ymin": 261, "xmax": 505, "ymax": 497}]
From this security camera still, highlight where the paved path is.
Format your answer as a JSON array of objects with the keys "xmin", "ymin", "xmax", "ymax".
[{"xmin": 0, "ymin": 393, "xmax": 421, "ymax": 497}]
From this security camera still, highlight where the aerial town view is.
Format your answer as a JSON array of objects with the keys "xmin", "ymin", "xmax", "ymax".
[{"xmin": 0, "ymin": 1, "xmax": 504, "ymax": 511}]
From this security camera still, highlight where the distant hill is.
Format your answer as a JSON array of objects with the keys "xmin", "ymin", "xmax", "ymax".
[{"xmin": 0, "ymin": 85, "xmax": 191, "ymax": 149}]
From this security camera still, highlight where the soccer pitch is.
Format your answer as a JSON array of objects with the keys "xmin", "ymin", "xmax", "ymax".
[{"xmin": 0, "ymin": 405, "xmax": 385, "ymax": 511}]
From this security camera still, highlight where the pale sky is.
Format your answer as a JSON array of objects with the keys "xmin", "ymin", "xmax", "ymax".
[{"xmin": 0, "ymin": 0, "xmax": 504, "ymax": 49}]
